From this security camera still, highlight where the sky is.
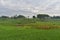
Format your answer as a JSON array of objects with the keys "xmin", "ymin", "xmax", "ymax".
[{"xmin": 0, "ymin": 0, "xmax": 60, "ymax": 17}]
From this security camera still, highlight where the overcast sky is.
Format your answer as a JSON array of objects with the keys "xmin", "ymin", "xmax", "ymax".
[{"xmin": 0, "ymin": 0, "xmax": 60, "ymax": 17}]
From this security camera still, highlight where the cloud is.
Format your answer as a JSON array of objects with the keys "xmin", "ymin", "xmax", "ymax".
[{"xmin": 0, "ymin": 0, "xmax": 60, "ymax": 16}]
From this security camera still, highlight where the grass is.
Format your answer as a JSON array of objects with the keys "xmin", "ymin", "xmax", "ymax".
[
  {"xmin": 0, "ymin": 27, "xmax": 60, "ymax": 40},
  {"xmin": 0, "ymin": 18, "xmax": 60, "ymax": 40}
]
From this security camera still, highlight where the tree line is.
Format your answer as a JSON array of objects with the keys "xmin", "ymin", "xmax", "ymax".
[
  {"xmin": 32, "ymin": 14, "xmax": 60, "ymax": 19},
  {"xmin": 0, "ymin": 14, "xmax": 60, "ymax": 19}
]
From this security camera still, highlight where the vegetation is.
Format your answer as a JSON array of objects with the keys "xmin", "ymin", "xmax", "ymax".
[
  {"xmin": 37, "ymin": 14, "xmax": 50, "ymax": 19},
  {"xmin": 0, "ymin": 14, "xmax": 60, "ymax": 40}
]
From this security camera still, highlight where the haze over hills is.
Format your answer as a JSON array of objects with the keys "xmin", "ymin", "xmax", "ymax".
[{"xmin": 0, "ymin": 0, "xmax": 60, "ymax": 17}]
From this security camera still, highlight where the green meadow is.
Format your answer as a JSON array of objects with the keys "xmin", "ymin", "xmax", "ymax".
[{"xmin": 0, "ymin": 18, "xmax": 60, "ymax": 40}]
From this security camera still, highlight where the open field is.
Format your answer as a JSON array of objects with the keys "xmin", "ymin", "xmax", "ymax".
[
  {"xmin": 0, "ymin": 18, "xmax": 60, "ymax": 40},
  {"xmin": 1, "ymin": 27, "xmax": 60, "ymax": 40}
]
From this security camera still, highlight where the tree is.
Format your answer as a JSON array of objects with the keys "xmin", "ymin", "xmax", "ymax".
[
  {"xmin": 37, "ymin": 14, "xmax": 50, "ymax": 19},
  {"xmin": 52, "ymin": 16, "xmax": 60, "ymax": 19},
  {"xmin": 17, "ymin": 15, "xmax": 25, "ymax": 18},
  {"xmin": 13, "ymin": 14, "xmax": 17, "ymax": 19},
  {"xmin": 1, "ymin": 16, "xmax": 9, "ymax": 18},
  {"xmin": 33, "ymin": 16, "xmax": 36, "ymax": 18}
]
